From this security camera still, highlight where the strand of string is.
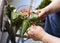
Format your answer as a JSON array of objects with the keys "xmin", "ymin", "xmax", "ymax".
[{"xmin": 28, "ymin": 0, "xmax": 33, "ymax": 16}]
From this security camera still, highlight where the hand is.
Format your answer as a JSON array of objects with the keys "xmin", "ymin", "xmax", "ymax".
[
  {"xmin": 35, "ymin": 8, "xmax": 49, "ymax": 20},
  {"xmin": 27, "ymin": 25, "xmax": 60, "ymax": 43},
  {"xmin": 27, "ymin": 25, "xmax": 46, "ymax": 41}
]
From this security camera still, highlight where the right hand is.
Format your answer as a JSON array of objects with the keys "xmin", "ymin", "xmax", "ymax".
[{"xmin": 27, "ymin": 25, "xmax": 46, "ymax": 41}]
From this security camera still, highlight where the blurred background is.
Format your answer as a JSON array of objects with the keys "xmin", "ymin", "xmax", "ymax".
[{"xmin": 11, "ymin": 0, "xmax": 42, "ymax": 9}]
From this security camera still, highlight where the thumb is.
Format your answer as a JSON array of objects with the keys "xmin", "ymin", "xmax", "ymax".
[
  {"xmin": 38, "ymin": 11, "xmax": 44, "ymax": 17},
  {"xmin": 34, "ymin": 10, "xmax": 41, "ymax": 15}
]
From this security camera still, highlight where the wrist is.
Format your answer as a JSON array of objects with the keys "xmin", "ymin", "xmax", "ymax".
[
  {"xmin": 38, "ymin": 30, "xmax": 47, "ymax": 41},
  {"xmin": 41, "ymin": 32, "xmax": 54, "ymax": 43},
  {"xmin": 43, "ymin": 6, "xmax": 51, "ymax": 15},
  {"xmin": 43, "ymin": 1, "xmax": 60, "ymax": 14},
  {"xmin": 41, "ymin": 32, "xmax": 49, "ymax": 43},
  {"xmin": 41, "ymin": 31, "xmax": 47, "ymax": 40}
]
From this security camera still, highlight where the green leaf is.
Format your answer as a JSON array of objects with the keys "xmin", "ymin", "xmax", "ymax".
[
  {"xmin": 21, "ymin": 20, "xmax": 30, "ymax": 37},
  {"xmin": 11, "ymin": 12, "xmax": 17, "ymax": 20},
  {"xmin": 4, "ymin": 5, "xmax": 15, "ymax": 19},
  {"xmin": 36, "ymin": 0, "xmax": 51, "ymax": 9},
  {"xmin": 17, "ymin": 12, "xmax": 27, "ymax": 19},
  {"xmin": 29, "ymin": 13, "xmax": 39, "ymax": 21}
]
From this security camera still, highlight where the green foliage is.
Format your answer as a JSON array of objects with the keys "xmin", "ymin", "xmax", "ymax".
[
  {"xmin": 4, "ymin": 5, "xmax": 15, "ymax": 19},
  {"xmin": 12, "ymin": 12, "xmax": 27, "ymax": 33},
  {"xmin": 29, "ymin": 12, "xmax": 39, "ymax": 21},
  {"xmin": 21, "ymin": 20, "xmax": 30, "ymax": 37},
  {"xmin": 21, "ymin": 12, "xmax": 43, "ymax": 36},
  {"xmin": 11, "ymin": 12, "xmax": 17, "ymax": 19},
  {"xmin": 36, "ymin": 0, "xmax": 51, "ymax": 9},
  {"xmin": 4, "ymin": 5, "xmax": 16, "ymax": 43},
  {"xmin": 5, "ymin": 5, "xmax": 43, "ymax": 38}
]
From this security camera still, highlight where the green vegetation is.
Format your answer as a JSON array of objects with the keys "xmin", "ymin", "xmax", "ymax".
[{"xmin": 36, "ymin": 0, "xmax": 51, "ymax": 9}]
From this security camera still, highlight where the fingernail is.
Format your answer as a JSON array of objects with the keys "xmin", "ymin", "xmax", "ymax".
[{"xmin": 28, "ymin": 31, "xmax": 31, "ymax": 34}]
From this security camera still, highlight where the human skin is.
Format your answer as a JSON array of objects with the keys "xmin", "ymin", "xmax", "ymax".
[
  {"xmin": 27, "ymin": 25, "xmax": 60, "ymax": 43},
  {"xmin": 35, "ymin": 0, "xmax": 60, "ymax": 20},
  {"xmin": 27, "ymin": 0, "xmax": 60, "ymax": 43}
]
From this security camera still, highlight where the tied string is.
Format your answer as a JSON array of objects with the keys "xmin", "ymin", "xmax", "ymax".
[{"xmin": 28, "ymin": 0, "xmax": 33, "ymax": 17}]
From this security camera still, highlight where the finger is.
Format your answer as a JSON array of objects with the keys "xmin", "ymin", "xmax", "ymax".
[
  {"xmin": 27, "ymin": 25, "xmax": 36, "ymax": 34},
  {"xmin": 28, "ymin": 27, "xmax": 34, "ymax": 32},
  {"xmin": 34, "ymin": 10, "xmax": 41, "ymax": 15},
  {"xmin": 39, "ymin": 16, "xmax": 45, "ymax": 20},
  {"xmin": 26, "ymin": 28, "xmax": 31, "ymax": 33},
  {"xmin": 27, "ymin": 31, "xmax": 35, "ymax": 38},
  {"xmin": 27, "ymin": 31, "xmax": 34, "ymax": 36},
  {"xmin": 30, "ymin": 25, "xmax": 36, "ymax": 30},
  {"xmin": 38, "ymin": 11, "xmax": 44, "ymax": 17}
]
